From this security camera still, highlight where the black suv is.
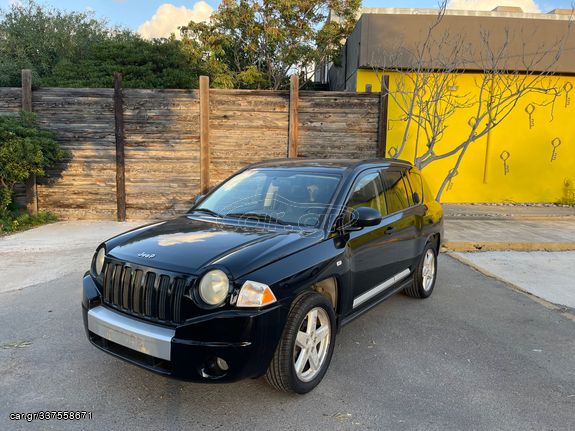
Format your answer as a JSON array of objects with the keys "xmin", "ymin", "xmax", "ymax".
[{"xmin": 82, "ymin": 159, "xmax": 443, "ymax": 393}]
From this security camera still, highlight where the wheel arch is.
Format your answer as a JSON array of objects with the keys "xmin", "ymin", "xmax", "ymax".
[
  {"xmin": 428, "ymin": 232, "xmax": 441, "ymax": 254},
  {"xmin": 310, "ymin": 276, "xmax": 339, "ymax": 313}
]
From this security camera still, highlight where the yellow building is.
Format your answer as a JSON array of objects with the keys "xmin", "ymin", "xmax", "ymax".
[{"xmin": 329, "ymin": 7, "xmax": 575, "ymax": 203}]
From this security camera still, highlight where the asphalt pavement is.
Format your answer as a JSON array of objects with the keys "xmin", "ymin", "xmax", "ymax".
[{"xmin": 1, "ymin": 255, "xmax": 574, "ymax": 431}]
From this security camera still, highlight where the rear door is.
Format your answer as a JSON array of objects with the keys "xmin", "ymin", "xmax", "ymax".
[
  {"xmin": 404, "ymin": 167, "xmax": 429, "ymax": 255},
  {"xmin": 379, "ymin": 167, "xmax": 423, "ymax": 272}
]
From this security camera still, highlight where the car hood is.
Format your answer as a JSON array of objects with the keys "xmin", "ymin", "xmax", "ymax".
[{"xmin": 106, "ymin": 216, "xmax": 323, "ymax": 277}]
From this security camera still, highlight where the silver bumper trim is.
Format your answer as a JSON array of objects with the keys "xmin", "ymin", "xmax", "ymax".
[{"xmin": 87, "ymin": 306, "xmax": 174, "ymax": 361}]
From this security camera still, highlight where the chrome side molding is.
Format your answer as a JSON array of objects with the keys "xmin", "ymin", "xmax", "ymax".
[{"xmin": 353, "ymin": 268, "xmax": 411, "ymax": 308}]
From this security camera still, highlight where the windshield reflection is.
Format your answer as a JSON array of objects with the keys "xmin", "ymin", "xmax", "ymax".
[{"xmin": 192, "ymin": 169, "xmax": 341, "ymax": 228}]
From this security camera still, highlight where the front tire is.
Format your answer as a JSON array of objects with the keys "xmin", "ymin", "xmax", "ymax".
[
  {"xmin": 405, "ymin": 242, "xmax": 437, "ymax": 298},
  {"xmin": 265, "ymin": 292, "xmax": 336, "ymax": 394}
]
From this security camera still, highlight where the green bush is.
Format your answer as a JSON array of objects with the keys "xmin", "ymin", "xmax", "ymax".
[
  {"xmin": 0, "ymin": 112, "xmax": 65, "ymax": 212},
  {"xmin": 0, "ymin": 209, "xmax": 57, "ymax": 234}
]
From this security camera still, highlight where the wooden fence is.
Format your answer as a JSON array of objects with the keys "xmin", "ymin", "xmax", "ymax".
[{"xmin": 1, "ymin": 72, "xmax": 389, "ymax": 220}]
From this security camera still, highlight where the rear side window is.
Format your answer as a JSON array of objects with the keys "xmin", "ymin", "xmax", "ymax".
[
  {"xmin": 347, "ymin": 171, "xmax": 386, "ymax": 215},
  {"xmin": 407, "ymin": 169, "xmax": 424, "ymax": 203},
  {"xmin": 380, "ymin": 170, "xmax": 410, "ymax": 213}
]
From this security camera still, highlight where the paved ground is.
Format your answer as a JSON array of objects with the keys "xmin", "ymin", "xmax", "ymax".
[
  {"xmin": 0, "ymin": 221, "xmax": 142, "ymax": 293},
  {"xmin": 444, "ymin": 219, "xmax": 575, "ymax": 244},
  {"xmin": 442, "ymin": 204, "xmax": 575, "ymax": 254},
  {"xmin": 439, "ymin": 205, "xmax": 575, "ymax": 309},
  {"xmin": 443, "ymin": 203, "xmax": 575, "ymax": 220},
  {"xmin": 1, "ymin": 226, "xmax": 574, "ymax": 429},
  {"xmin": 453, "ymin": 251, "xmax": 575, "ymax": 309}
]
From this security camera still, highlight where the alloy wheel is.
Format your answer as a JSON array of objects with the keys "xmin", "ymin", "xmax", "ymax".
[
  {"xmin": 293, "ymin": 307, "xmax": 331, "ymax": 382},
  {"xmin": 422, "ymin": 248, "xmax": 436, "ymax": 291}
]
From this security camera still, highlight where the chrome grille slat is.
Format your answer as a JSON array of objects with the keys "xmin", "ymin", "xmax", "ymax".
[
  {"xmin": 172, "ymin": 278, "xmax": 186, "ymax": 323},
  {"xmin": 144, "ymin": 272, "xmax": 156, "ymax": 317},
  {"xmin": 132, "ymin": 269, "xmax": 144, "ymax": 314},
  {"xmin": 113, "ymin": 264, "xmax": 123, "ymax": 305},
  {"xmin": 158, "ymin": 275, "xmax": 170, "ymax": 320},
  {"xmin": 122, "ymin": 267, "xmax": 132, "ymax": 309},
  {"xmin": 101, "ymin": 260, "xmax": 189, "ymax": 325}
]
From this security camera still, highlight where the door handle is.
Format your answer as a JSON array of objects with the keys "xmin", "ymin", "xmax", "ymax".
[{"xmin": 384, "ymin": 226, "xmax": 396, "ymax": 235}]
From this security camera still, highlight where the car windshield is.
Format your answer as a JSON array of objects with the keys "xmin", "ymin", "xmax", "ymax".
[{"xmin": 192, "ymin": 169, "xmax": 341, "ymax": 227}]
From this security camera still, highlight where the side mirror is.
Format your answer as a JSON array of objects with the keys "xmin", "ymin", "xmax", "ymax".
[
  {"xmin": 412, "ymin": 192, "xmax": 420, "ymax": 205},
  {"xmin": 355, "ymin": 206, "xmax": 383, "ymax": 227},
  {"xmin": 344, "ymin": 206, "xmax": 382, "ymax": 230}
]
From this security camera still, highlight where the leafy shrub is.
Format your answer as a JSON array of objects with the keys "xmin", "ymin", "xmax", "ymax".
[
  {"xmin": 0, "ymin": 209, "xmax": 57, "ymax": 234},
  {"xmin": 0, "ymin": 112, "xmax": 65, "ymax": 212}
]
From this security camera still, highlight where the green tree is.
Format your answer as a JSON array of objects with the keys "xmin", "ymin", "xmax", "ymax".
[
  {"xmin": 0, "ymin": 1, "xmax": 206, "ymax": 89},
  {"xmin": 44, "ymin": 33, "xmax": 204, "ymax": 89},
  {"xmin": 0, "ymin": 0, "xmax": 109, "ymax": 86},
  {"xmin": 0, "ymin": 113, "xmax": 65, "ymax": 212},
  {"xmin": 180, "ymin": 0, "xmax": 360, "ymax": 89}
]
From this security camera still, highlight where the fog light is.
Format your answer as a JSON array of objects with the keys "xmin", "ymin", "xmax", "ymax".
[
  {"xmin": 216, "ymin": 357, "xmax": 229, "ymax": 371},
  {"xmin": 200, "ymin": 356, "xmax": 229, "ymax": 379}
]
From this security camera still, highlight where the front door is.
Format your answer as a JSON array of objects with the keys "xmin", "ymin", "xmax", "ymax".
[{"xmin": 345, "ymin": 170, "xmax": 406, "ymax": 310}]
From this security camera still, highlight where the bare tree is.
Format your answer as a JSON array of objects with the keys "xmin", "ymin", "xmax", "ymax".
[{"xmin": 371, "ymin": 1, "xmax": 572, "ymax": 201}]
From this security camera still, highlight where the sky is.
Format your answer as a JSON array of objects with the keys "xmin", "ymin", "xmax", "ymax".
[{"xmin": 0, "ymin": 0, "xmax": 573, "ymax": 38}]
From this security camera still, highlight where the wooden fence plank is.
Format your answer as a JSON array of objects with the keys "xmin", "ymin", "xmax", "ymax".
[
  {"xmin": 114, "ymin": 73, "xmax": 127, "ymax": 222},
  {"xmin": 200, "ymin": 76, "xmax": 210, "ymax": 193},
  {"xmin": 22, "ymin": 69, "xmax": 38, "ymax": 214},
  {"xmin": 288, "ymin": 75, "xmax": 299, "ymax": 158}
]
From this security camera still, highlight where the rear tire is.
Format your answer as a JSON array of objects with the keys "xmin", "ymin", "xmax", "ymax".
[
  {"xmin": 404, "ymin": 242, "xmax": 437, "ymax": 299},
  {"xmin": 265, "ymin": 292, "xmax": 336, "ymax": 394}
]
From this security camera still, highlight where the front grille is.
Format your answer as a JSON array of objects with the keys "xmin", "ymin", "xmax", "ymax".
[{"xmin": 101, "ymin": 260, "xmax": 190, "ymax": 325}]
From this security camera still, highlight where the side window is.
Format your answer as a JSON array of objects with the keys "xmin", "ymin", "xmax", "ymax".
[
  {"xmin": 380, "ymin": 170, "xmax": 410, "ymax": 213},
  {"xmin": 347, "ymin": 172, "xmax": 386, "ymax": 215},
  {"xmin": 404, "ymin": 172, "xmax": 415, "ymax": 207},
  {"xmin": 407, "ymin": 169, "xmax": 424, "ymax": 203}
]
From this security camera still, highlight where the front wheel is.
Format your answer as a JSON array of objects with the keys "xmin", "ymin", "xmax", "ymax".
[
  {"xmin": 265, "ymin": 292, "xmax": 336, "ymax": 394},
  {"xmin": 404, "ymin": 242, "xmax": 437, "ymax": 298}
]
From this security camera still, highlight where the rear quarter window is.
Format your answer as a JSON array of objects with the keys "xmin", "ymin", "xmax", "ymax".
[
  {"xmin": 380, "ymin": 170, "xmax": 410, "ymax": 213},
  {"xmin": 407, "ymin": 169, "xmax": 424, "ymax": 203}
]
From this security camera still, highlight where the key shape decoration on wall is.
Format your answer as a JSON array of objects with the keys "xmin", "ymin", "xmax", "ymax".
[
  {"xmin": 564, "ymin": 82, "xmax": 573, "ymax": 108},
  {"xmin": 525, "ymin": 104, "xmax": 535, "ymax": 129},
  {"xmin": 550, "ymin": 138, "xmax": 561, "ymax": 162},
  {"xmin": 446, "ymin": 169, "xmax": 458, "ymax": 191},
  {"xmin": 500, "ymin": 151, "xmax": 510, "ymax": 175}
]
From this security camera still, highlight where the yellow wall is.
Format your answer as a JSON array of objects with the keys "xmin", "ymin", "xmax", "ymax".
[{"xmin": 357, "ymin": 69, "xmax": 575, "ymax": 203}]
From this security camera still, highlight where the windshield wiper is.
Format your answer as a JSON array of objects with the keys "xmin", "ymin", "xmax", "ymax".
[
  {"xmin": 189, "ymin": 208, "xmax": 223, "ymax": 218},
  {"xmin": 226, "ymin": 212, "xmax": 289, "ymax": 225}
]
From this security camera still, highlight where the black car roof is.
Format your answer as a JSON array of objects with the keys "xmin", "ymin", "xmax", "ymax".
[{"xmin": 247, "ymin": 158, "xmax": 413, "ymax": 173}]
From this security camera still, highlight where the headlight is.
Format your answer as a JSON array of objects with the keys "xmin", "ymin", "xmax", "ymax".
[
  {"xmin": 236, "ymin": 281, "xmax": 277, "ymax": 308},
  {"xmin": 198, "ymin": 269, "xmax": 229, "ymax": 306},
  {"xmin": 94, "ymin": 247, "xmax": 106, "ymax": 275}
]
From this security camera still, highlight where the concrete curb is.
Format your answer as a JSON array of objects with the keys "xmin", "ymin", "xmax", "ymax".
[
  {"xmin": 445, "ymin": 252, "xmax": 575, "ymax": 322},
  {"xmin": 443, "ymin": 241, "xmax": 575, "ymax": 252},
  {"xmin": 445, "ymin": 215, "xmax": 575, "ymax": 221}
]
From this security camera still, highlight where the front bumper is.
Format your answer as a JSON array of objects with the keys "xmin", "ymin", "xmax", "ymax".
[{"xmin": 82, "ymin": 274, "xmax": 287, "ymax": 382}]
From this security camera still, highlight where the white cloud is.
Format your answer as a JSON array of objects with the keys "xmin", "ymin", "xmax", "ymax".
[
  {"xmin": 137, "ymin": 2, "xmax": 213, "ymax": 39},
  {"xmin": 446, "ymin": 0, "xmax": 541, "ymax": 13}
]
